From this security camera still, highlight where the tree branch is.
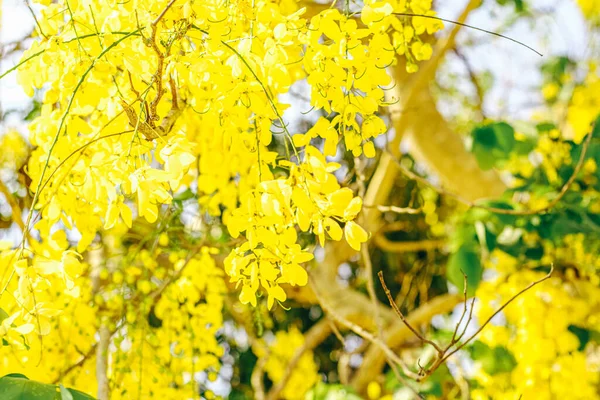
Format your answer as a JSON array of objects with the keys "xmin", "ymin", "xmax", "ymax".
[
  {"xmin": 378, "ymin": 272, "xmax": 443, "ymax": 353},
  {"xmin": 373, "ymin": 236, "xmax": 445, "ymax": 253},
  {"xmin": 96, "ymin": 325, "xmax": 111, "ymax": 400},
  {"xmin": 350, "ymin": 293, "xmax": 461, "ymax": 391},
  {"xmin": 363, "ymin": 267, "xmax": 553, "ymax": 385},
  {"xmin": 390, "ymin": 117, "xmax": 596, "ymax": 216}
]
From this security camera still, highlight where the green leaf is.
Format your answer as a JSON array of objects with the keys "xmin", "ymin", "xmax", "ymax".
[
  {"xmin": 471, "ymin": 122, "xmax": 516, "ymax": 170},
  {"xmin": 535, "ymin": 122, "xmax": 557, "ymax": 133},
  {"xmin": 2, "ymin": 374, "xmax": 28, "ymax": 380},
  {"xmin": 593, "ymin": 114, "xmax": 600, "ymax": 137},
  {"xmin": 0, "ymin": 374, "xmax": 95, "ymax": 400},
  {"xmin": 568, "ymin": 325, "xmax": 591, "ymax": 351},
  {"xmin": 469, "ymin": 341, "xmax": 517, "ymax": 375},
  {"xmin": 446, "ymin": 247, "xmax": 482, "ymax": 296},
  {"xmin": 0, "ymin": 308, "xmax": 9, "ymax": 323},
  {"xmin": 0, "ymin": 374, "xmax": 57, "ymax": 400},
  {"xmin": 513, "ymin": 137, "xmax": 536, "ymax": 155},
  {"xmin": 541, "ymin": 56, "xmax": 575, "ymax": 83},
  {"xmin": 524, "ymin": 244, "xmax": 544, "ymax": 260},
  {"xmin": 63, "ymin": 388, "xmax": 94, "ymax": 400},
  {"xmin": 60, "ymin": 385, "xmax": 74, "ymax": 400},
  {"xmin": 24, "ymin": 100, "xmax": 42, "ymax": 122},
  {"xmin": 495, "ymin": 0, "xmax": 525, "ymax": 11},
  {"xmin": 173, "ymin": 188, "xmax": 195, "ymax": 202}
]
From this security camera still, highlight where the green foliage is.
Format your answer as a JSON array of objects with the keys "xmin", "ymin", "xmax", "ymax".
[
  {"xmin": 540, "ymin": 56, "xmax": 576, "ymax": 95},
  {"xmin": 567, "ymin": 325, "xmax": 600, "ymax": 351},
  {"xmin": 471, "ymin": 122, "xmax": 517, "ymax": 170},
  {"xmin": 0, "ymin": 374, "xmax": 95, "ymax": 400},
  {"xmin": 496, "ymin": 0, "xmax": 526, "ymax": 12},
  {"xmin": 468, "ymin": 341, "xmax": 517, "ymax": 375},
  {"xmin": 447, "ymin": 246, "xmax": 482, "ymax": 297},
  {"xmin": 384, "ymin": 363, "xmax": 455, "ymax": 397},
  {"xmin": 459, "ymin": 114, "xmax": 600, "ymax": 271},
  {"xmin": 24, "ymin": 100, "xmax": 42, "ymax": 122},
  {"xmin": 0, "ymin": 307, "xmax": 8, "ymax": 323}
]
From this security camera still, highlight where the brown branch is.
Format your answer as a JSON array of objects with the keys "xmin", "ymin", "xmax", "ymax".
[
  {"xmin": 52, "ymin": 344, "xmax": 96, "ymax": 383},
  {"xmin": 88, "ymin": 248, "xmax": 111, "ymax": 400},
  {"xmin": 389, "ymin": 118, "xmax": 595, "ymax": 216},
  {"xmin": 152, "ymin": 0, "xmax": 178, "ymax": 26},
  {"xmin": 328, "ymin": 315, "xmax": 346, "ymax": 345},
  {"xmin": 362, "ymin": 244, "xmax": 384, "ymax": 337},
  {"xmin": 350, "ymin": 293, "xmax": 460, "ymax": 391},
  {"xmin": 310, "ymin": 273, "xmax": 422, "ymax": 377},
  {"xmin": 453, "ymin": 48, "xmax": 486, "ymax": 118},
  {"xmin": 251, "ymin": 355, "xmax": 267, "ymax": 400},
  {"xmin": 373, "ymin": 235, "xmax": 445, "ymax": 253},
  {"xmin": 124, "ymin": 0, "xmax": 182, "ymax": 141},
  {"xmin": 96, "ymin": 326, "xmax": 111, "ymax": 400},
  {"xmin": 127, "ymin": 70, "xmax": 141, "ymax": 98}
]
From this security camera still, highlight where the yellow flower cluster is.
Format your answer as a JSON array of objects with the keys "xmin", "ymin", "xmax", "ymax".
[
  {"xmin": 110, "ymin": 247, "xmax": 226, "ymax": 399},
  {"xmin": 5, "ymin": 0, "xmax": 438, "ymax": 351},
  {"xmin": 577, "ymin": 0, "xmax": 600, "ymax": 24},
  {"xmin": 0, "ymin": 236, "xmax": 226, "ymax": 398},
  {"xmin": 0, "ymin": 129, "xmax": 29, "ymax": 170},
  {"xmin": 543, "ymin": 233, "xmax": 600, "ymax": 282},
  {"xmin": 225, "ymin": 146, "xmax": 366, "ymax": 308},
  {"xmin": 253, "ymin": 327, "xmax": 319, "ymax": 400},
  {"xmin": 568, "ymin": 68, "xmax": 600, "ymax": 143},
  {"xmin": 505, "ymin": 128, "xmax": 571, "ymax": 191},
  {"xmin": 298, "ymin": 1, "xmax": 441, "ymax": 157},
  {"xmin": 473, "ymin": 253, "xmax": 600, "ymax": 400}
]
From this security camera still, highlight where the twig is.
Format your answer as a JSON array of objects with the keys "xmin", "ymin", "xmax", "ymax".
[
  {"xmin": 362, "ymin": 244, "xmax": 384, "ymax": 336},
  {"xmin": 96, "ymin": 325, "xmax": 111, "ymax": 400},
  {"xmin": 364, "ymin": 204, "xmax": 422, "ymax": 215},
  {"xmin": 378, "ymin": 272, "xmax": 443, "ymax": 353},
  {"xmin": 24, "ymin": 0, "xmax": 48, "ymax": 40},
  {"xmin": 377, "ymin": 266, "xmax": 553, "ymax": 381},
  {"xmin": 445, "ymin": 266, "xmax": 554, "ymax": 359},
  {"xmin": 453, "ymin": 48, "xmax": 486, "ymax": 118},
  {"xmin": 52, "ymin": 344, "xmax": 96, "ymax": 383},
  {"xmin": 374, "ymin": 236, "xmax": 445, "ymax": 253},
  {"xmin": 152, "ymin": 0, "xmax": 178, "ymax": 26},
  {"xmin": 309, "ymin": 273, "xmax": 421, "ymax": 381},
  {"xmin": 327, "ymin": 316, "xmax": 346, "ymax": 346},
  {"xmin": 450, "ymin": 272, "xmax": 470, "ymax": 344},
  {"xmin": 251, "ymin": 356, "xmax": 267, "ymax": 400},
  {"xmin": 390, "ymin": 13, "xmax": 542, "ymax": 56}
]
